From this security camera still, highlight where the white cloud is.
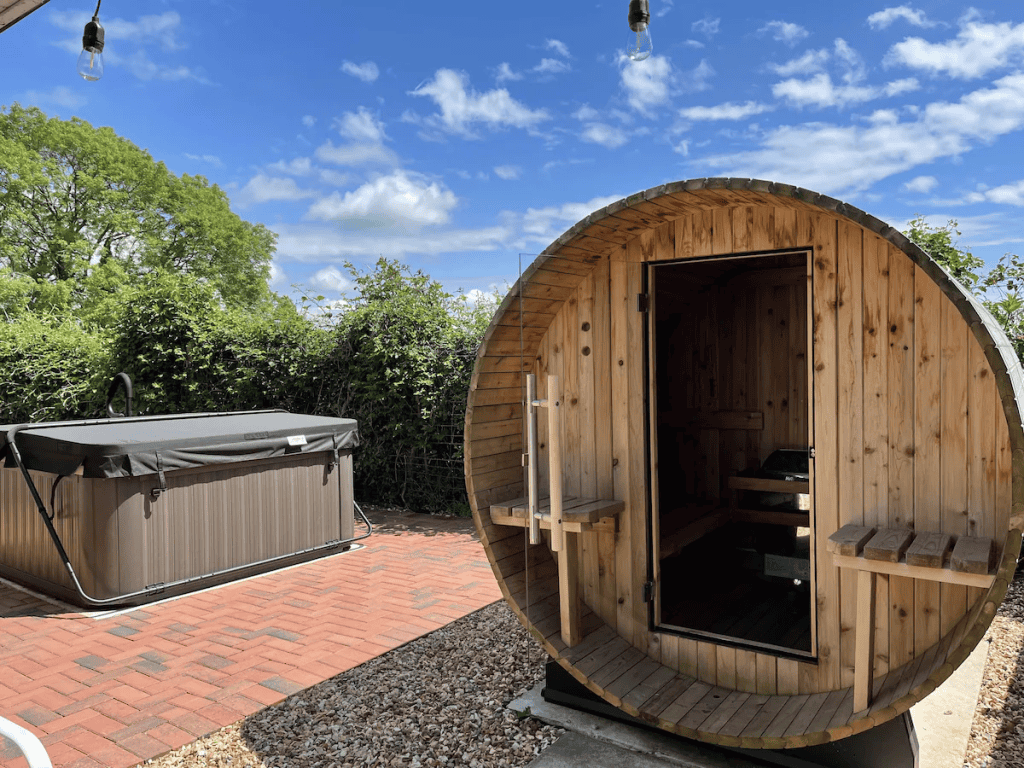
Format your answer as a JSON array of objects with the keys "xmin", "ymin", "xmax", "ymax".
[
  {"xmin": 692, "ymin": 18, "xmax": 720, "ymax": 38},
  {"xmin": 50, "ymin": 10, "xmax": 185, "ymax": 49},
  {"xmin": 302, "ymin": 115, "xmax": 316, "ymax": 128},
  {"xmin": 573, "ymin": 105, "xmax": 600, "ymax": 121},
  {"xmin": 699, "ymin": 73, "xmax": 1024, "ymax": 195},
  {"xmin": 884, "ymin": 18, "xmax": 1024, "ymax": 78},
  {"xmin": 268, "ymin": 260, "xmax": 288, "ymax": 289},
  {"xmin": 619, "ymin": 54, "xmax": 677, "ymax": 115},
  {"xmin": 314, "ymin": 141, "xmax": 400, "ymax": 166},
  {"xmin": 769, "ymin": 49, "xmax": 830, "ymax": 76},
  {"xmin": 759, "ymin": 21, "xmax": 810, "ymax": 47},
  {"xmin": 113, "ymin": 49, "xmax": 206, "ymax": 82},
  {"xmin": 773, "ymin": 72, "xmax": 919, "ymax": 108},
  {"xmin": 335, "ymin": 107, "xmax": 387, "ymax": 143},
  {"xmin": 407, "ymin": 69, "xmax": 549, "ymax": 137},
  {"xmin": 308, "ymin": 266, "xmax": 352, "ymax": 292},
  {"xmin": 49, "ymin": 10, "xmax": 208, "ymax": 81},
  {"xmin": 22, "ymin": 85, "xmax": 85, "ymax": 110},
  {"xmin": 495, "ymin": 63, "xmax": 522, "ymax": 83},
  {"xmin": 236, "ymin": 175, "xmax": 317, "ymax": 208},
  {"xmin": 304, "ymin": 170, "xmax": 458, "ymax": 227},
  {"xmin": 269, "ymin": 157, "xmax": 314, "ymax": 175},
  {"xmin": 966, "ymin": 181, "xmax": 1024, "ymax": 206},
  {"xmin": 533, "ymin": 58, "xmax": 571, "ymax": 75},
  {"xmin": 341, "ymin": 60, "xmax": 379, "ymax": 82},
  {"xmin": 273, "ymin": 223, "xmax": 511, "ymax": 263},
  {"xmin": 580, "ymin": 123, "xmax": 629, "ymax": 148},
  {"xmin": 833, "ymin": 38, "xmax": 866, "ymax": 82},
  {"xmin": 904, "ymin": 175, "xmax": 939, "ymax": 193},
  {"xmin": 184, "ymin": 153, "xmax": 223, "ymax": 167},
  {"xmin": 868, "ymin": 6, "xmax": 937, "ymax": 30},
  {"xmin": 494, "ymin": 165, "xmax": 522, "ymax": 180},
  {"xmin": 656, "ymin": 0, "xmax": 674, "ymax": 18},
  {"xmin": 317, "ymin": 169, "xmax": 352, "ymax": 186},
  {"xmin": 545, "ymin": 39, "xmax": 570, "ymax": 58},
  {"xmin": 679, "ymin": 101, "xmax": 773, "ymax": 121},
  {"xmin": 521, "ymin": 195, "xmax": 624, "ymax": 241}
]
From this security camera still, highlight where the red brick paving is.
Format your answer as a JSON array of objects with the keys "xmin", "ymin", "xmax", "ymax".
[{"xmin": 0, "ymin": 510, "xmax": 500, "ymax": 767}]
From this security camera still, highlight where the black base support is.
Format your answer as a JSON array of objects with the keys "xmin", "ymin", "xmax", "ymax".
[{"xmin": 542, "ymin": 661, "xmax": 918, "ymax": 768}]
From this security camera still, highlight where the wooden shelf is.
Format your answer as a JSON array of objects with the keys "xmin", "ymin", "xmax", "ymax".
[
  {"xmin": 827, "ymin": 524, "xmax": 997, "ymax": 714},
  {"xmin": 490, "ymin": 496, "xmax": 623, "ymax": 533}
]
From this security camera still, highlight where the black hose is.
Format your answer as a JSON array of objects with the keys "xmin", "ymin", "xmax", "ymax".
[{"xmin": 3, "ymin": 424, "xmax": 371, "ymax": 607}]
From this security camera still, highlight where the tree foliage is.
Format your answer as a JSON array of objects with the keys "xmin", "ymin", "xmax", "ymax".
[
  {"xmin": 0, "ymin": 103, "xmax": 277, "ymax": 314},
  {"xmin": 905, "ymin": 216, "xmax": 1024, "ymax": 361}
]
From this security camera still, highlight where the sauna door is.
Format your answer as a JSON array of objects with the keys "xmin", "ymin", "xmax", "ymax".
[{"xmin": 647, "ymin": 251, "xmax": 815, "ymax": 657}]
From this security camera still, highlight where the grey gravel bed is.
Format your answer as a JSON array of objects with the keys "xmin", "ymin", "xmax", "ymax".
[
  {"xmin": 964, "ymin": 568, "xmax": 1024, "ymax": 768},
  {"xmin": 145, "ymin": 569, "xmax": 1024, "ymax": 768},
  {"xmin": 144, "ymin": 601, "xmax": 562, "ymax": 768}
]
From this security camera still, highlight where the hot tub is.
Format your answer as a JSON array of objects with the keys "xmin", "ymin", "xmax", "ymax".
[{"xmin": 0, "ymin": 410, "xmax": 363, "ymax": 607}]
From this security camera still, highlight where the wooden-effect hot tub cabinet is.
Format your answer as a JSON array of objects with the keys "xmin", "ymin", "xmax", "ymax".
[
  {"xmin": 464, "ymin": 178, "xmax": 1024, "ymax": 748},
  {"xmin": 0, "ymin": 412, "xmax": 358, "ymax": 606}
]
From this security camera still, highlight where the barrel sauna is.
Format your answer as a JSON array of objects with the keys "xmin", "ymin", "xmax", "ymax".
[{"xmin": 464, "ymin": 178, "xmax": 1024, "ymax": 749}]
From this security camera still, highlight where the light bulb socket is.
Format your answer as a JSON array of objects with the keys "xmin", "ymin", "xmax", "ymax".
[
  {"xmin": 82, "ymin": 18, "xmax": 104, "ymax": 53},
  {"xmin": 628, "ymin": 0, "xmax": 650, "ymax": 31}
]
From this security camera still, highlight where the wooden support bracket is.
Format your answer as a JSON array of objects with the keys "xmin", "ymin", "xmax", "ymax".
[{"xmin": 828, "ymin": 524, "xmax": 997, "ymax": 714}]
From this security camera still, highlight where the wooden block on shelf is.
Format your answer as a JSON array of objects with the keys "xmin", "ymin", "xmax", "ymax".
[
  {"xmin": 826, "ymin": 524, "xmax": 877, "ymax": 556},
  {"xmin": 950, "ymin": 536, "xmax": 994, "ymax": 575},
  {"xmin": 905, "ymin": 532, "xmax": 953, "ymax": 568},
  {"xmin": 862, "ymin": 528, "xmax": 913, "ymax": 563}
]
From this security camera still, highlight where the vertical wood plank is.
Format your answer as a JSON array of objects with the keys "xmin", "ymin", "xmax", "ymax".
[
  {"xmin": 862, "ymin": 233, "xmax": 890, "ymax": 677},
  {"xmin": 887, "ymin": 248, "xmax": 916, "ymax": 670},
  {"xmin": 967, "ymin": 334, "xmax": 997, "ymax": 609},
  {"xmin": 610, "ymin": 260, "xmax": 634, "ymax": 638},
  {"xmin": 627, "ymin": 261, "xmax": 650, "ymax": 650},
  {"xmin": 914, "ymin": 267, "xmax": 943, "ymax": 657},
  {"xmin": 593, "ymin": 262, "xmax": 618, "ymax": 629},
  {"xmin": 837, "ymin": 221, "xmax": 865, "ymax": 688},
  {"xmin": 577, "ymin": 275, "xmax": 599, "ymax": 611},
  {"xmin": 756, "ymin": 653, "xmax": 778, "ymax": 695},
  {"xmin": 810, "ymin": 211, "xmax": 841, "ymax": 692},
  {"xmin": 940, "ymin": 294, "xmax": 969, "ymax": 637}
]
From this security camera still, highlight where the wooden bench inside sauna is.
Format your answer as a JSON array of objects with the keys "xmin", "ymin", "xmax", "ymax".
[{"xmin": 464, "ymin": 178, "xmax": 1024, "ymax": 749}]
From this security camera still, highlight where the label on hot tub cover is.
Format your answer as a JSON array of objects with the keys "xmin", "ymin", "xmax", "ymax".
[{"xmin": 287, "ymin": 435, "xmax": 308, "ymax": 446}]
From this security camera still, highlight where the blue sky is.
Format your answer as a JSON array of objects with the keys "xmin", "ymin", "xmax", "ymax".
[{"xmin": 2, "ymin": 1, "xmax": 1024, "ymax": 305}]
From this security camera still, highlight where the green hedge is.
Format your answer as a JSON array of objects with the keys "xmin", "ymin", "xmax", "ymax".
[{"xmin": 1, "ymin": 261, "xmax": 493, "ymax": 515}]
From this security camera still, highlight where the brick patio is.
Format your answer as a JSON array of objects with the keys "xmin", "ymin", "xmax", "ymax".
[{"xmin": 0, "ymin": 510, "xmax": 500, "ymax": 768}]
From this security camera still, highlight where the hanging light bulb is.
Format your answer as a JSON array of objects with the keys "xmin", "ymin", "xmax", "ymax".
[
  {"xmin": 627, "ymin": 0, "xmax": 653, "ymax": 62},
  {"xmin": 77, "ymin": 0, "xmax": 105, "ymax": 81}
]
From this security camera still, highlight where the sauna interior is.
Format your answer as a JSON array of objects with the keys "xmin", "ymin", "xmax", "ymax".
[{"xmin": 651, "ymin": 250, "xmax": 812, "ymax": 655}]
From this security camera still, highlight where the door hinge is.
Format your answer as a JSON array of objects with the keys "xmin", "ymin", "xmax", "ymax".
[
  {"xmin": 637, "ymin": 293, "xmax": 649, "ymax": 312},
  {"xmin": 642, "ymin": 581, "xmax": 655, "ymax": 603}
]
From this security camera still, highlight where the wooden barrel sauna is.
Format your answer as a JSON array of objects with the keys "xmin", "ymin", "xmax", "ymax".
[{"xmin": 464, "ymin": 178, "xmax": 1024, "ymax": 749}]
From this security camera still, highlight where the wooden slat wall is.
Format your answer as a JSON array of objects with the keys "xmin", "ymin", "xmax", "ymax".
[{"xmin": 465, "ymin": 197, "xmax": 1014, "ymax": 705}]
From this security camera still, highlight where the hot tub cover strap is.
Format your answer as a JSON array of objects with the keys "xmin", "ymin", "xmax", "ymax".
[{"xmin": 0, "ymin": 411, "xmax": 360, "ymax": 478}]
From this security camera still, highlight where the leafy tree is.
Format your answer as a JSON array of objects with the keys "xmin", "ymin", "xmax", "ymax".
[
  {"xmin": 905, "ymin": 216, "xmax": 984, "ymax": 289},
  {"xmin": 0, "ymin": 103, "xmax": 277, "ymax": 314},
  {"xmin": 905, "ymin": 216, "xmax": 1024, "ymax": 362},
  {"xmin": 325, "ymin": 258, "xmax": 494, "ymax": 512}
]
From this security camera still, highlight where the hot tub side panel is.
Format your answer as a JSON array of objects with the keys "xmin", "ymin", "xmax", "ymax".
[
  {"xmin": 114, "ymin": 450, "xmax": 349, "ymax": 596},
  {"xmin": 0, "ymin": 450, "xmax": 353, "ymax": 604}
]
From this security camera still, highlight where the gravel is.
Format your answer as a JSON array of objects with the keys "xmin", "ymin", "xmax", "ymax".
[
  {"xmin": 143, "ymin": 601, "xmax": 562, "ymax": 768},
  {"xmin": 143, "ymin": 568, "xmax": 1024, "ymax": 768},
  {"xmin": 964, "ymin": 566, "xmax": 1024, "ymax": 768}
]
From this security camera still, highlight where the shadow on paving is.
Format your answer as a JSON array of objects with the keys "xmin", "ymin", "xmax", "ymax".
[{"xmin": 361, "ymin": 505, "xmax": 478, "ymax": 538}]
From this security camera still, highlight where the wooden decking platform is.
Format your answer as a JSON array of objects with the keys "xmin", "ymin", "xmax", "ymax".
[{"xmin": 502, "ymin": 545, "xmax": 1014, "ymax": 749}]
